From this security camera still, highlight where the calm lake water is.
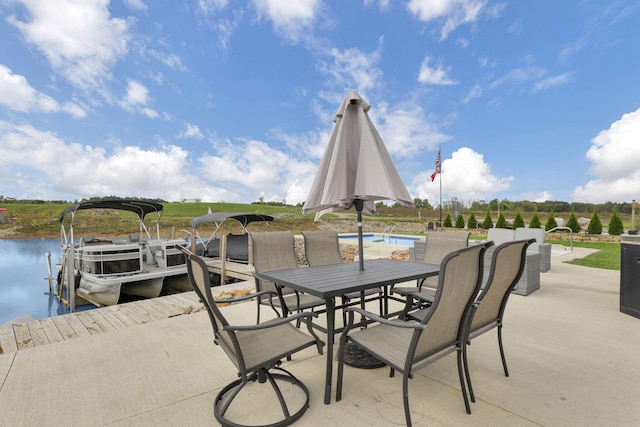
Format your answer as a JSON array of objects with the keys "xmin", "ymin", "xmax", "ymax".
[{"xmin": 0, "ymin": 238, "xmax": 77, "ymax": 325}]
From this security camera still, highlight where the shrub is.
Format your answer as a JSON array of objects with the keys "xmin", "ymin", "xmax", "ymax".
[
  {"xmin": 482, "ymin": 208, "xmax": 493, "ymax": 229},
  {"xmin": 545, "ymin": 211, "xmax": 558, "ymax": 231},
  {"xmin": 467, "ymin": 212, "xmax": 477, "ymax": 229},
  {"xmin": 455, "ymin": 214, "xmax": 465, "ymax": 229},
  {"xmin": 587, "ymin": 208, "xmax": 603, "ymax": 234},
  {"xmin": 443, "ymin": 213, "xmax": 453, "ymax": 227},
  {"xmin": 529, "ymin": 210, "xmax": 541, "ymax": 229},
  {"xmin": 513, "ymin": 209, "xmax": 525, "ymax": 229},
  {"xmin": 495, "ymin": 212, "xmax": 507, "ymax": 228},
  {"xmin": 608, "ymin": 207, "xmax": 623, "ymax": 235},
  {"xmin": 567, "ymin": 209, "xmax": 580, "ymax": 233}
]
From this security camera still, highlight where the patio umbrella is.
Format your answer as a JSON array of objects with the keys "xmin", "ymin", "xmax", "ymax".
[{"xmin": 302, "ymin": 90, "xmax": 413, "ymax": 270}]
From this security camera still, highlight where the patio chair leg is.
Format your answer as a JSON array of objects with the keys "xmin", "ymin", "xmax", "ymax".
[
  {"xmin": 457, "ymin": 349, "xmax": 472, "ymax": 414},
  {"xmin": 498, "ymin": 325, "xmax": 509, "ymax": 377},
  {"xmin": 462, "ymin": 346, "xmax": 475, "ymax": 403},
  {"xmin": 402, "ymin": 374, "xmax": 412, "ymax": 427}
]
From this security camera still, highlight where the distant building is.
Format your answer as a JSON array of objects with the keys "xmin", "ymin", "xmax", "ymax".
[{"xmin": 182, "ymin": 198, "xmax": 201, "ymax": 203}]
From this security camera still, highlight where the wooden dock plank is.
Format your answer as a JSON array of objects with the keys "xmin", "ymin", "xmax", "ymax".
[
  {"xmin": 138, "ymin": 298, "xmax": 179, "ymax": 318},
  {"xmin": 109, "ymin": 304, "xmax": 151, "ymax": 325},
  {"xmin": 39, "ymin": 317, "xmax": 64, "ymax": 344},
  {"xmin": 102, "ymin": 305, "xmax": 140, "ymax": 327},
  {"xmin": 171, "ymin": 291, "xmax": 201, "ymax": 307},
  {"xmin": 75, "ymin": 312, "xmax": 103, "ymax": 335},
  {"xmin": 64, "ymin": 313, "xmax": 93, "ymax": 338},
  {"xmin": 161, "ymin": 294, "xmax": 193, "ymax": 313},
  {"xmin": 125, "ymin": 300, "xmax": 165, "ymax": 322},
  {"xmin": 13, "ymin": 323, "xmax": 34, "ymax": 350},
  {"xmin": 0, "ymin": 324, "xmax": 18, "ymax": 354},
  {"xmin": 85, "ymin": 311, "xmax": 117, "ymax": 332},
  {"xmin": 1, "ymin": 289, "xmax": 210, "ymax": 354},
  {"xmin": 26, "ymin": 320, "xmax": 50, "ymax": 347},
  {"xmin": 51, "ymin": 315, "xmax": 79, "ymax": 340},
  {"xmin": 93, "ymin": 307, "xmax": 128, "ymax": 330}
]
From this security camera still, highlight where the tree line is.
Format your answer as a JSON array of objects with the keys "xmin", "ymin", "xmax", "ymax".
[{"xmin": 398, "ymin": 198, "xmax": 637, "ymax": 215}]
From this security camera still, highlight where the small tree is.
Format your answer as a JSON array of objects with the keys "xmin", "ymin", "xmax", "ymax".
[
  {"xmin": 443, "ymin": 213, "xmax": 453, "ymax": 228},
  {"xmin": 567, "ymin": 209, "xmax": 580, "ymax": 233},
  {"xmin": 455, "ymin": 214, "xmax": 465, "ymax": 228},
  {"xmin": 467, "ymin": 212, "xmax": 477, "ymax": 229},
  {"xmin": 495, "ymin": 212, "xmax": 507, "ymax": 228},
  {"xmin": 545, "ymin": 211, "xmax": 558, "ymax": 231},
  {"xmin": 513, "ymin": 209, "xmax": 525, "ymax": 229},
  {"xmin": 482, "ymin": 208, "xmax": 493, "ymax": 229},
  {"xmin": 587, "ymin": 207, "xmax": 603, "ymax": 234},
  {"xmin": 608, "ymin": 206, "xmax": 624, "ymax": 235},
  {"xmin": 529, "ymin": 210, "xmax": 541, "ymax": 229}
]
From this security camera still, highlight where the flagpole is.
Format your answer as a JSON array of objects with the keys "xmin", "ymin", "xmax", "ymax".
[{"xmin": 439, "ymin": 157, "xmax": 442, "ymax": 228}]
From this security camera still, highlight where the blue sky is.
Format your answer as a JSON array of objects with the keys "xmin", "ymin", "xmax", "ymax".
[{"xmin": 1, "ymin": 1, "xmax": 639, "ymax": 207}]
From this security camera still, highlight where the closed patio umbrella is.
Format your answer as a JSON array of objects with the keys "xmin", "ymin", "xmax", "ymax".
[{"xmin": 302, "ymin": 90, "xmax": 413, "ymax": 270}]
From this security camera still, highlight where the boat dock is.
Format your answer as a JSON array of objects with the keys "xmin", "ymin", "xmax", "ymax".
[{"xmin": 0, "ymin": 281, "xmax": 254, "ymax": 355}]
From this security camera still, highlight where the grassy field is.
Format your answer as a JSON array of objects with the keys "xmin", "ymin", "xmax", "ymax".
[
  {"xmin": 0, "ymin": 201, "xmax": 622, "ymax": 270},
  {"xmin": 550, "ymin": 240, "xmax": 621, "ymax": 270}
]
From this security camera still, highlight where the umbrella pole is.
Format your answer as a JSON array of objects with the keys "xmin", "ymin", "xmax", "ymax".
[{"xmin": 355, "ymin": 199, "xmax": 364, "ymax": 271}]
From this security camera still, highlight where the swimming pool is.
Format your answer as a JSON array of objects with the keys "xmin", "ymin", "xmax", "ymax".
[{"xmin": 339, "ymin": 233, "xmax": 421, "ymax": 247}]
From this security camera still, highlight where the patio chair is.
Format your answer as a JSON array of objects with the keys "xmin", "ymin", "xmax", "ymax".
[
  {"xmin": 391, "ymin": 230, "xmax": 470, "ymax": 298},
  {"xmin": 463, "ymin": 238, "xmax": 533, "ymax": 402},
  {"xmin": 250, "ymin": 231, "xmax": 326, "ymax": 322},
  {"xmin": 186, "ymin": 253, "xmax": 324, "ymax": 427},
  {"xmin": 336, "ymin": 243, "xmax": 490, "ymax": 426},
  {"xmin": 301, "ymin": 230, "xmax": 384, "ymax": 318}
]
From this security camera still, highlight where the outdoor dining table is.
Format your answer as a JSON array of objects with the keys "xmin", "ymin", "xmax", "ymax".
[{"xmin": 254, "ymin": 258, "xmax": 440, "ymax": 404}]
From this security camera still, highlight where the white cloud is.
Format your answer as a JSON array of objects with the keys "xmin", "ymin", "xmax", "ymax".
[
  {"xmin": 410, "ymin": 147, "xmax": 512, "ymax": 203},
  {"xmin": 463, "ymin": 83, "xmax": 482, "ymax": 103},
  {"xmin": 534, "ymin": 73, "xmax": 572, "ymax": 91},
  {"xmin": 372, "ymin": 101, "xmax": 451, "ymax": 156},
  {"xmin": 178, "ymin": 124, "xmax": 204, "ymax": 139},
  {"xmin": 252, "ymin": 0, "xmax": 321, "ymax": 42},
  {"xmin": 318, "ymin": 42, "xmax": 384, "ymax": 94},
  {"xmin": 124, "ymin": 0, "xmax": 147, "ymax": 11},
  {"xmin": 7, "ymin": 0, "xmax": 130, "ymax": 89},
  {"xmin": 406, "ymin": 0, "xmax": 487, "ymax": 40},
  {"xmin": 0, "ymin": 121, "xmax": 221, "ymax": 201},
  {"xmin": 0, "ymin": 64, "xmax": 86, "ymax": 118},
  {"xmin": 522, "ymin": 191, "xmax": 553, "ymax": 203},
  {"xmin": 120, "ymin": 80, "xmax": 159, "ymax": 118},
  {"xmin": 573, "ymin": 108, "xmax": 640, "ymax": 202},
  {"xmin": 198, "ymin": 0, "xmax": 230, "ymax": 15},
  {"xmin": 199, "ymin": 137, "xmax": 318, "ymax": 204},
  {"xmin": 418, "ymin": 56, "xmax": 457, "ymax": 85}
]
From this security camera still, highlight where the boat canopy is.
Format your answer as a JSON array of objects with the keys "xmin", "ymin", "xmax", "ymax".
[
  {"xmin": 59, "ymin": 200, "xmax": 164, "ymax": 223},
  {"xmin": 189, "ymin": 212, "xmax": 274, "ymax": 230}
]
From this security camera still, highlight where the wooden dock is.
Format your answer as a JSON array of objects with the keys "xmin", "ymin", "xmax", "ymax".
[{"xmin": 0, "ymin": 281, "xmax": 254, "ymax": 355}]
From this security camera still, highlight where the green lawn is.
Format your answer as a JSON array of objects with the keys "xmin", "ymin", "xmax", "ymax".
[{"xmin": 549, "ymin": 240, "xmax": 620, "ymax": 271}]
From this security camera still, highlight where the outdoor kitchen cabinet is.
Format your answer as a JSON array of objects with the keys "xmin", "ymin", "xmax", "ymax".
[{"xmin": 620, "ymin": 242, "xmax": 640, "ymax": 319}]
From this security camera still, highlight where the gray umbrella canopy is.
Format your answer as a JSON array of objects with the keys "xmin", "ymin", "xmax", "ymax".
[{"xmin": 302, "ymin": 90, "xmax": 413, "ymax": 269}]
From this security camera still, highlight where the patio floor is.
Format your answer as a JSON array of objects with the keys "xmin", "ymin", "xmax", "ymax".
[{"xmin": 1, "ymin": 245, "xmax": 639, "ymax": 426}]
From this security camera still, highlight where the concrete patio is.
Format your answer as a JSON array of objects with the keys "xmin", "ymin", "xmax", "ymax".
[{"xmin": 1, "ymin": 245, "xmax": 639, "ymax": 426}]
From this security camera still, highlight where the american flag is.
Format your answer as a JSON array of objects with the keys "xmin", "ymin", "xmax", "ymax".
[{"xmin": 431, "ymin": 149, "xmax": 441, "ymax": 182}]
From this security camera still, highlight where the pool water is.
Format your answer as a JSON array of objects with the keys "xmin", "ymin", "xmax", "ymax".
[{"xmin": 339, "ymin": 233, "xmax": 421, "ymax": 246}]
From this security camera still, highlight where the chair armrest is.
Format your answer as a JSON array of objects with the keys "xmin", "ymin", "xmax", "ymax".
[
  {"xmin": 343, "ymin": 307, "xmax": 426, "ymax": 330},
  {"xmin": 216, "ymin": 289, "xmax": 274, "ymax": 304},
  {"xmin": 225, "ymin": 311, "xmax": 319, "ymax": 331}
]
